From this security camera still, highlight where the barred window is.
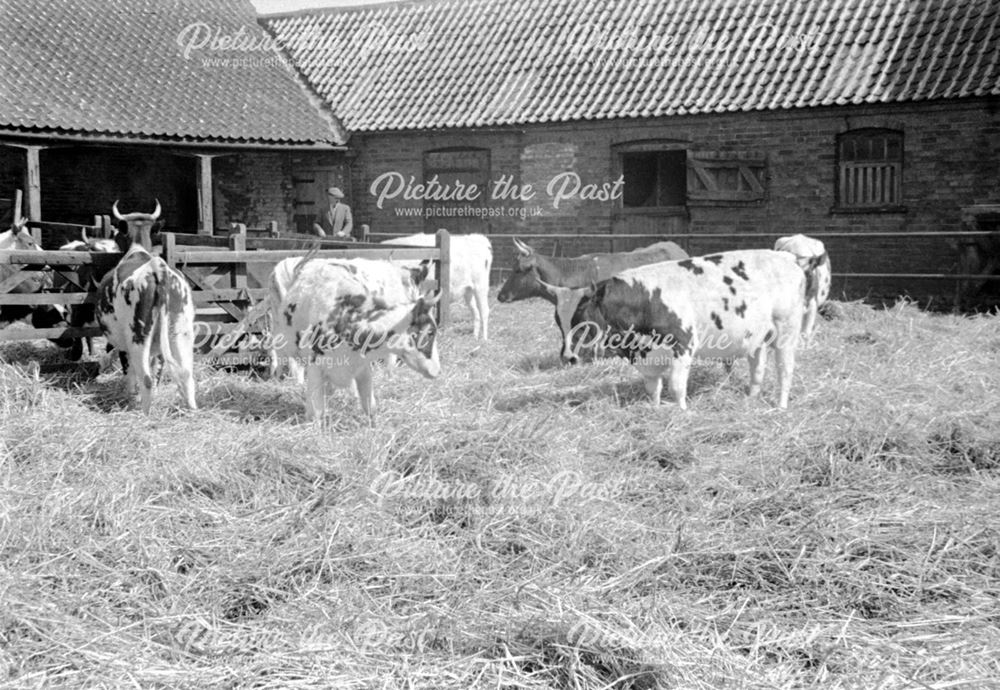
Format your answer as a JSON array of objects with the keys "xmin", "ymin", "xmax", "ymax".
[{"xmin": 837, "ymin": 129, "xmax": 903, "ymax": 209}]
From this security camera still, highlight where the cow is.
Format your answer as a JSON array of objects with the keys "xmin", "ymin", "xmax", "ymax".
[
  {"xmin": 0, "ymin": 217, "xmax": 69, "ymax": 337},
  {"xmin": 381, "ymin": 232, "xmax": 492, "ymax": 340},
  {"xmin": 263, "ymin": 255, "xmax": 427, "ymax": 383},
  {"xmin": 544, "ymin": 249, "xmax": 824, "ymax": 409},
  {"xmin": 270, "ymin": 256, "xmax": 440, "ymax": 422},
  {"xmin": 950, "ymin": 232, "xmax": 1000, "ymax": 311},
  {"xmin": 56, "ymin": 229, "xmax": 122, "ymax": 360},
  {"xmin": 497, "ymin": 238, "xmax": 688, "ymax": 360},
  {"xmin": 95, "ymin": 201, "xmax": 196, "ymax": 413},
  {"xmin": 773, "ymin": 234, "xmax": 831, "ymax": 338}
]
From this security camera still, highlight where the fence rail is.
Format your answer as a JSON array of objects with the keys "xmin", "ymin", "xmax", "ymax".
[{"xmin": 0, "ymin": 229, "xmax": 453, "ymax": 359}]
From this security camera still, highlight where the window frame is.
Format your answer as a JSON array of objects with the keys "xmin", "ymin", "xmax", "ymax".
[
  {"xmin": 834, "ymin": 128, "xmax": 906, "ymax": 213},
  {"xmin": 612, "ymin": 140, "xmax": 689, "ymax": 216}
]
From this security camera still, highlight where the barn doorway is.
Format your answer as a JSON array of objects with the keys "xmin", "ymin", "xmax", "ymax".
[
  {"xmin": 291, "ymin": 165, "xmax": 351, "ymax": 235},
  {"xmin": 39, "ymin": 146, "xmax": 198, "ymax": 230}
]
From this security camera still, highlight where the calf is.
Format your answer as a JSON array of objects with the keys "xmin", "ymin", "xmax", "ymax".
[
  {"xmin": 498, "ymin": 238, "xmax": 688, "ymax": 360},
  {"xmin": 57, "ymin": 229, "xmax": 122, "ymax": 360},
  {"xmin": 0, "ymin": 217, "xmax": 68, "ymax": 336},
  {"xmin": 96, "ymin": 202, "xmax": 196, "ymax": 412},
  {"xmin": 553, "ymin": 250, "xmax": 823, "ymax": 409},
  {"xmin": 381, "ymin": 232, "xmax": 492, "ymax": 339},
  {"xmin": 271, "ymin": 257, "xmax": 440, "ymax": 421},
  {"xmin": 774, "ymin": 234, "xmax": 831, "ymax": 338}
]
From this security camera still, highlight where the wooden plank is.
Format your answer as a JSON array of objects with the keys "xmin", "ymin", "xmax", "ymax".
[
  {"xmin": 0, "ymin": 293, "xmax": 94, "ymax": 306},
  {"xmin": 0, "ymin": 250, "xmax": 121, "ymax": 265},
  {"xmin": 180, "ymin": 267, "xmax": 247, "ymax": 322},
  {"xmin": 197, "ymin": 155, "xmax": 214, "ymax": 235},
  {"xmin": 25, "ymin": 146, "xmax": 41, "ymax": 221},
  {"xmin": 0, "ymin": 326, "xmax": 101, "ymax": 341},
  {"xmin": 170, "ymin": 248, "xmax": 439, "ymax": 263},
  {"xmin": 436, "ymin": 228, "xmax": 450, "ymax": 328}
]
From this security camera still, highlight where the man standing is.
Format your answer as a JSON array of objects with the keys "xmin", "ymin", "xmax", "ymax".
[{"xmin": 313, "ymin": 186, "xmax": 354, "ymax": 239}]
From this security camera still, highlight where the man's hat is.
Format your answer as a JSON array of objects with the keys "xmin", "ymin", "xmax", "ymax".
[{"xmin": 327, "ymin": 187, "xmax": 344, "ymax": 199}]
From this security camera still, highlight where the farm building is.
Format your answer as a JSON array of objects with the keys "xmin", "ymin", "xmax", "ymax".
[
  {"xmin": 262, "ymin": 0, "xmax": 1000, "ymax": 301},
  {"xmin": 0, "ymin": 0, "xmax": 347, "ymax": 237}
]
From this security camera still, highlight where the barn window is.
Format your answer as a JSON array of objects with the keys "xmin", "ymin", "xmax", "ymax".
[
  {"xmin": 620, "ymin": 150, "xmax": 686, "ymax": 208},
  {"xmin": 422, "ymin": 147, "xmax": 490, "ymax": 233},
  {"xmin": 837, "ymin": 129, "xmax": 903, "ymax": 209}
]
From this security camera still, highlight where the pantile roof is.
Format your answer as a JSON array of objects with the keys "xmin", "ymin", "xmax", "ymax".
[
  {"xmin": 262, "ymin": 0, "xmax": 1000, "ymax": 132},
  {"xmin": 0, "ymin": 0, "xmax": 344, "ymax": 146}
]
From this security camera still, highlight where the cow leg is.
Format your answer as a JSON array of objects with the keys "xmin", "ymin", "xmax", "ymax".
[
  {"xmin": 462, "ymin": 287, "xmax": 482, "ymax": 339},
  {"xmin": 287, "ymin": 357, "xmax": 305, "ymax": 385},
  {"xmin": 774, "ymin": 344, "xmax": 795, "ymax": 409},
  {"xmin": 131, "ymin": 345, "xmax": 156, "ymax": 414},
  {"xmin": 667, "ymin": 356, "xmax": 691, "ymax": 410},
  {"xmin": 355, "ymin": 366, "xmax": 376, "ymax": 422},
  {"xmin": 643, "ymin": 374, "xmax": 663, "ymax": 406},
  {"xmin": 304, "ymin": 365, "xmax": 326, "ymax": 422},
  {"xmin": 747, "ymin": 345, "xmax": 768, "ymax": 399},
  {"xmin": 169, "ymin": 325, "xmax": 198, "ymax": 411},
  {"xmin": 473, "ymin": 285, "xmax": 489, "ymax": 341}
]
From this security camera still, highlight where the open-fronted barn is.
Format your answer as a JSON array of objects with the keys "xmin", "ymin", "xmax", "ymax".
[
  {"xmin": 263, "ymin": 0, "xmax": 1000, "ymax": 301},
  {"xmin": 0, "ymin": 0, "xmax": 346, "ymax": 236}
]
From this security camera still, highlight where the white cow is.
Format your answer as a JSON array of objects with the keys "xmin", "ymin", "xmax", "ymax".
[
  {"xmin": 381, "ymin": 232, "xmax": 492, "ymax": 340},
  {"xmin": 774, "ymin": 234, "xmax": 831, "ymax": 339},
  {"xmin": 96, "ymin": 202, "xmax": 196, "ymax": 413},
  {"xmin": 549, "ymin": 250, "xmax": 825, "ymax": 409},
  {"xmin": 270, "ymin": 257, "xmax": 440, "ymax": 421}
]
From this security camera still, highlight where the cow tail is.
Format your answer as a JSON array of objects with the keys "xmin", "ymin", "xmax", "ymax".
[{"xmin": 154, "ymin": 272, "xmax": 178, "ymax": 375}]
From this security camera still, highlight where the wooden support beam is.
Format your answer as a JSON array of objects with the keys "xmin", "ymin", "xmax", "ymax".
[
  {"xmin": 436, "ymin": 228, "xmax": 451, "ymax": 328},
  {"xmin": 24, "ymin": 146, "xmax": 42, "ymax": 221},
  {"xmin": 197, "ymin": 154, "xmax": 214, "ymax": 235}
]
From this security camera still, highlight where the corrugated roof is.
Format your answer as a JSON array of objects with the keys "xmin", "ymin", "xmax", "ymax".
[
  {"xmin": 0, "ymin": 0, "xmax": 344, "ymax": 146},
  {"xmin": 263, "ymin": 0, "xmax": 1000, "ymax": 132}
]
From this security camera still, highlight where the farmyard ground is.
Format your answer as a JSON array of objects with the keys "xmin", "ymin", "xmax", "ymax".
[{"xmin": 1, "ymin": 293, "xmax": 999, "ymax": 688}]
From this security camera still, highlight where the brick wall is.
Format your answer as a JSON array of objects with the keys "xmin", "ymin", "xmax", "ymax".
[{"xmin": 350, "ymin": 97, "xmax": 1000, "ymax": 301}]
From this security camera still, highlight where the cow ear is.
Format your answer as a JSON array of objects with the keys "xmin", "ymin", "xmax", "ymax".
[{"xmin": 409, "ymin": 261, "xmax": 429, "ymax": 286}]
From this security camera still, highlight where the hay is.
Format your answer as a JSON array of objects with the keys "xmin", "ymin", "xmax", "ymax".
[{"xmin": 1, "ymin": 295, "xmax": 999, "ymax": 687}]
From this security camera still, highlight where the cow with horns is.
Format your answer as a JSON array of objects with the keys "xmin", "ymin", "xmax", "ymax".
[{"xmin": 94, "ymin": 201, "xmax": 197, "ymax": 412}]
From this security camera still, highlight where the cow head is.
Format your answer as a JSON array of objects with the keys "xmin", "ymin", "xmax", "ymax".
[
  {"xmin": 497, "ymin": 238, "xmax": 544, "ymax": 303},
  {"xmin": 112, "ymin": 200, "xmax": 163, "ymax": 252},
  {"xmin": 1, "ymin": 216, "xmax": 52, "ymax": 292},
  {"xmin": 535, "ymin": 277, "xmax": 602, "ymax": 364},
  {"xmin": 388, "ymin": 292, "xmax": 442, "ymax": 379}
]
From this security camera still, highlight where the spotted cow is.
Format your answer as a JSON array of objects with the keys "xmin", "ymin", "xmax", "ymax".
[
  {"xmin": 381, "ymin": 232, "xmax": 492, "ymax": 340},
  {"xmin": 545, "ymin": 249, "xmax": 824, "ymax": 409},
  {"xmin": 95, "ymin": 202, "xmax": 196, "ymax": 412},
  {"xmin": 774, "ymin": 234, "xmax": 831, "ymax": 339},
  {"xmin": 498, "ymin": 238, "xmax": 688, "ymax": 360},
  {"xmin": 270, "ymin": 257, "xmax": 440, "ymax": 421}
]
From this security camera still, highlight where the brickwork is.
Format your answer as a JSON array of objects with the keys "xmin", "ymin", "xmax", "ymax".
[{"xmin": 349, "ymin": 98, "xmax": 1000, "ymax": 300}]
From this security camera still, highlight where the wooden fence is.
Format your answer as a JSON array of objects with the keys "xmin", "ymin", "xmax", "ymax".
[{"xmin": 0, "ymin": 226, "xmax": 451, "ymax": 367}]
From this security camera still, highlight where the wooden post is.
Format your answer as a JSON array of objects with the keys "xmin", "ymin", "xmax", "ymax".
[
  {"xmin": 162, "ymin": 231, "xmax": 176, "ymax": 270},
  {"xmin": 268, "ymin": 220, "xmax": 279, "ymax": 238},
  {"xmin": 13, "ymin": 189, "xmax": 22, "ymax": 221},
  {"xmin": 229, "ymin": 232, "xmax": 247, "ymax": 293},
  {"xmin": 24, "ymin": 146, "xmax": 42, "ymax": 221},
  {"xmin": 196, "ymin": 154, "xmax": 214, "ymax": 235},
  {"xmin": 436, "ymin": 228, "xmax": 451, "ymax": 328}
]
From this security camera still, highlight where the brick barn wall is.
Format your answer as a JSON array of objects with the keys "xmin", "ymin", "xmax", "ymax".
[{"xmin": 351, "ymin": 97, "xmax": 1000, "ymax": 302}]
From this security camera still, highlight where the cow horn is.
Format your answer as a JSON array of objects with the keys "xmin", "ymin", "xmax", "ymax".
[
  {"xmin": 80, "ymin": 227, "xmax": 89, "ymax": 245},
  {"xmin": 112, "ymin": 200, "xmax": 125, "ymax": 221},
  {"xmin": 513, "ymin": 238, "xmax": 532, "ymax": 255},
  {"xmin": 151, "ymin": 199, "xmax": 161, "ymax": 221}
]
